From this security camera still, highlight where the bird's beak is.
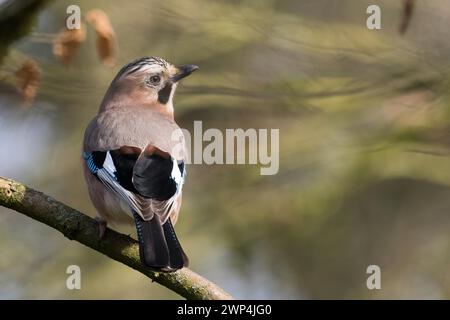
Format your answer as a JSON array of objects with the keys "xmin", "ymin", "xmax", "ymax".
[{"xmin": 171, "ymin": 64, "xmax": 199, "ymax": 83}]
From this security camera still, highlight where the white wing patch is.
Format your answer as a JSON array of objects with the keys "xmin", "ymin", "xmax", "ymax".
[
  {"xmin": 103, "ymin": 151, "xmax": 116, "ymax": 174},
  {"xmin": 171, "ymin": 158, "xmax": 183, "ymax": 185}
]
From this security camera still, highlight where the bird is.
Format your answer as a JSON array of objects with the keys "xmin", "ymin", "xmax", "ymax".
[{"xmin": 82, "ymin": 57, "xmax": 198, "ymax": 272}]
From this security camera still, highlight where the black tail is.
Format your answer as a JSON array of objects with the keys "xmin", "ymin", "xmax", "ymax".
[
  {"xmin": 162, "ymin": 218, "xmax": 189, "ymax": 269},
  {"xmin": 133, "ymin": 212, "xmax": 189, "ymax": 272}
]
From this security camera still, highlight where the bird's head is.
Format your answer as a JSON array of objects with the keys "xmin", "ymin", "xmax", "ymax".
[{"xmin": 101, "ymin": 57, "xmax": 198, "ymax": 116}]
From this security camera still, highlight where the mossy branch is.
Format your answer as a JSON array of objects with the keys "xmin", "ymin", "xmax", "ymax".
[{"xmin": 0, "ymin": 176, "xmax": 233, "ymax": 300}]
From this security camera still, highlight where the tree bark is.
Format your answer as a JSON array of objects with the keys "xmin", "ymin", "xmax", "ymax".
[{"xmin": 0, "ymin": 176, "xmax": 233, "ymax": 300}]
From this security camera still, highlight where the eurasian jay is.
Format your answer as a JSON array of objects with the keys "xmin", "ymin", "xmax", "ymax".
[{"xmin": 82, "ymin": 57, "xmax": 198, "ymax": 272}]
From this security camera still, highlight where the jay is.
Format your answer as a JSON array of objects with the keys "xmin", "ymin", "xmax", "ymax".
[{"xmin": 82, "ymin": 57, "xmax": 198, "ymax": 272}]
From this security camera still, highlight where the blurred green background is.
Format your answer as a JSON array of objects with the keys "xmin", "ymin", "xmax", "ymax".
[{"xmin": 1, "ymin": 0, "xmax": 450, "ymax": 299}]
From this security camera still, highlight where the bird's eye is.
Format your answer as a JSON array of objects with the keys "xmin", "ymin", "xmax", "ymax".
[{"xmin": 148, "ymin": 75, "xmax": 161, "ymax": 85}]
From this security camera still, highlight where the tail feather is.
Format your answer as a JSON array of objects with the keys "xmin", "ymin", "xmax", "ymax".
[
  {"xmin": 133, "ymin": 211, "xmax": 188, "ymax": 271},
  {"xmin": 163, "ymin": 219, "xmax": 189, "ymax": 269},
  {"xmin": 133, "ymin": 212, "xmax": 169, "ymax": 269}
]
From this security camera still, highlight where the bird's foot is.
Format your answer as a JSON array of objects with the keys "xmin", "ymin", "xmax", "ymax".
[{"xmin": 95, "ymin": 217, "xmax": 107, "ymax": 240}]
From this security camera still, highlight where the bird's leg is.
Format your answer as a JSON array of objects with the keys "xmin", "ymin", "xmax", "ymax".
[{"xmin": 95, "ymin": 216, "xmax": 107, "ymax": 240}]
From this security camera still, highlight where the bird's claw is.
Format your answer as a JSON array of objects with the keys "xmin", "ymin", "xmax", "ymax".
[{"xmin": 95, "ymin": 217, "xmax": 107, "ymax": 240}]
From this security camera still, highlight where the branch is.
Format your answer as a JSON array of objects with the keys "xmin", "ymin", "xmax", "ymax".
[{"xmin": 0, "ymin": 176, "xmax": 233, "ymax": 300}]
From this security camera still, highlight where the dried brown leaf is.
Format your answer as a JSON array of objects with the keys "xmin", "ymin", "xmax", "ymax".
[
  {"xmin": 15, "ymin": 59, "xmax": 41, "ymax": 105},
  {"xmin": 85, "ymin": 9, "xmax": 116, "ymax": 67},
  {"xmin": 53, "ymin": 23, "xmax": 87, "ymax": 65}
]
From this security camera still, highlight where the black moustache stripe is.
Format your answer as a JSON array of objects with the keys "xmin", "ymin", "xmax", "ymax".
[{"xmin": 158, "ymin": 83, "xmax": 172, "ymax": 104}]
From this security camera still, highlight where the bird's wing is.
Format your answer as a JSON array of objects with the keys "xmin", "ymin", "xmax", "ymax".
[
  {"xmin": 84, "ymin": 147, "xmax": 188, "ymax": 270},
  {"xmin": 83, "ymin": 107, "xmax": 186, "ymax": 222},
  {"xmin": 83, "ymin": 147, "xmax": 185, "ymax": 222}
]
